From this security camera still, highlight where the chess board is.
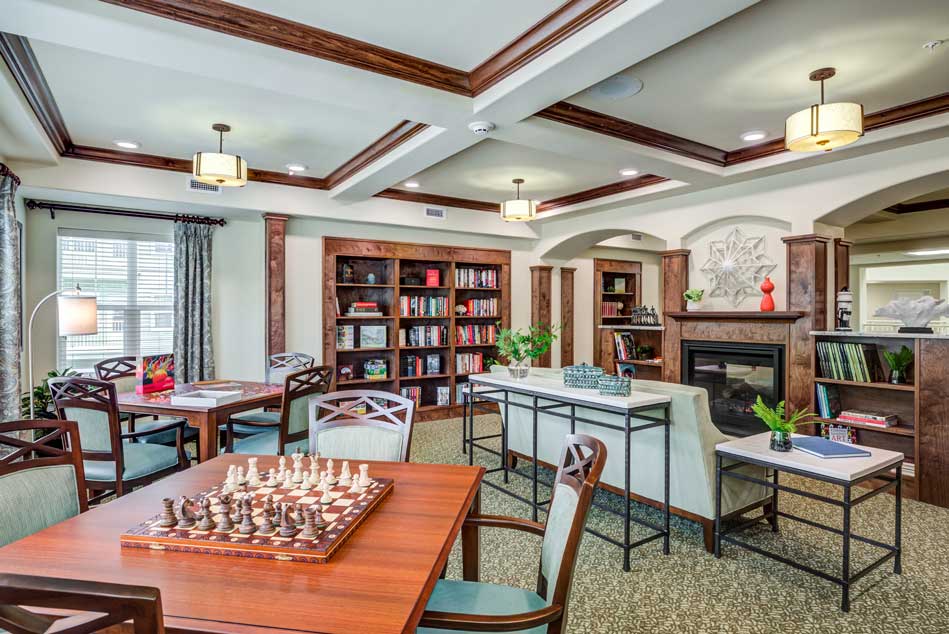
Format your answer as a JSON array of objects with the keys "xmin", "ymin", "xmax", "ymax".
[{"xmin": 120, "ymin": 477, "xmax": 394, "ymax": 564}]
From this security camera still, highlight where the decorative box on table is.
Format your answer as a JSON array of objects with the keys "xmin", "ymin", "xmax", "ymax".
[
  {"xmin": 598, "ymin": 374, "xmax": 631, "ymax": 397},
  {"xmin": 563, "ymin": 363, "xmax": 604, "ymax": 390}
]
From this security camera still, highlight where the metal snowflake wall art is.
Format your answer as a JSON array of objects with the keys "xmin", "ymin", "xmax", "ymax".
[{"xmin": 699, "ymin": 228, "xmax": 776, "ymax": 307}]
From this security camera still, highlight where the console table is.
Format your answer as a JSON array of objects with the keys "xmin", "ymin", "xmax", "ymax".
[
  {"xmin": 466, "ymin": 371, "xmax": 671, "ymax": 571},
  {"xmin": 715, "ymin": 433, "xmax": 903, "ymax": 612}
]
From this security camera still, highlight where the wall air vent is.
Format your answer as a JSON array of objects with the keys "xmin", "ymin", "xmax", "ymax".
[
  {"xmin": 424, "ymin": 207, "xmax": 446, "ymax": 220},
  {"xmin": 186, "ymin": 177, "xmax": 221, "ymax": 195}
]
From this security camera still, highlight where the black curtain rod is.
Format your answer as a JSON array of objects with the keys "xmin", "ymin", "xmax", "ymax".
[{"xmin": 25, "ymin": 200, "xmax": 227, "ymax": 226}]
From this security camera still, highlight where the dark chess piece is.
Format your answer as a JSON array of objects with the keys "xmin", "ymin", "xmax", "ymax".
[
  {"xmin": 230, "ymin": 494, "xmax": 243, "ymax": 525},
  {"xmin": 294, "ymin": 502, "xmax": 305, "ymax": 526},
  {"xmin": 258, "ymin": 495, "xmax": 275, "ymax": 534},
  {"xmin": 279, "ymin": 503, "xmax": 297, "ymax": 538},
  {"xmin": 239, "ymin": 495, "xmax": 256, "ymax": 535},
  {"xmin": 217, "ymin": 494, "xmax": 235, "ymax": 532},
  {"xmin": 159, "ymin": 497, "xmax": 177, "ymax": 528},
  {"xmin": 176, "ymin": 496, "xmax": 197, "ymax": 529},
  {"xmin": 313, "ymin": 503, "xmax": 328, "ymax": 529},
  {"xmin": 272, "ymin": 501, "xmax": 282, "ymax": 528},
  {"xmin": 301, "ymin": 506, "xmax": 319, "ymax": 539},
  {"xmin": 196, "ymin": 497, "xmax": 216, "ymax": 531}
]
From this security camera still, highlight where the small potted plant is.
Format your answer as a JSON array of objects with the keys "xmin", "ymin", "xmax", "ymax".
[
  {"xmin": 883, "ymin": 345, "xmax": 913, "ymax": 385},
  {"xmin": 751, "ymin": 396, "xmax": 814, "ymax": 452},
  {"xmin": 495, "ymin": 323, "xmax": 559, "ymax": 379},
  {"xmin": 683, "ymin": 288, "xmax": 705, "ymax": 311},
  {"xmin": 636, "ymin": 344, "xmax": 654, "ymax": 361}
]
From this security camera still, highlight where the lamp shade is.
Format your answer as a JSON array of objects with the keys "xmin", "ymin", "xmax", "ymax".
[
  {"xmin": 784, "ymin": 102, "xmax": 863, "ymax": 152},
  {"xmin": 192, "ymin": 151, "xmax": 248, "ymax": 187},
  {"xmin": 500, "ymin": 198, "xmax": 537, "ymax": 222},
  {"xmin": 57, "ymin": 294, "xmax": 98, "ymax": 336}
]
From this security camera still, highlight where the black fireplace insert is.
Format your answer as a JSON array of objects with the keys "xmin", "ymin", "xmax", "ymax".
[{"xmin": 681, "ymin": 341, "xmax": 784, "ymax": 437}]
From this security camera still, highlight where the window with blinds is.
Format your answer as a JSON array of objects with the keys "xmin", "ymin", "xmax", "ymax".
[{"xmin": 57, "ymin": 229, "xmax": 175, "ymax": 371}]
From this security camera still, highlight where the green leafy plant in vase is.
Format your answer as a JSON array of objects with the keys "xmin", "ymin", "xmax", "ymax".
[
  {"xmin": 883, "ymin": 345, "xmax": 913, "ymax": 385},
  {"xmin": 495, "ymin": 323, "xmax": 560, "ymax": 379},
  {"xmin": 751, "ymin": 395, "xmax": 814, "ymax": 452},
  {"xmin": 683, "ymin": 288, "xmax": 704, "ymax": 311},
  {"xmin": 20, "ymin": 368, "xmax": 78, "ymax": 420}
]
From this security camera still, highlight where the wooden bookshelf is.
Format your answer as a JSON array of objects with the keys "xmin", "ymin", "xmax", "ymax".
[
  {"xmin": 323, "ymin": 237, "xmax": 510, "ymax": 421},
  {"xmin": 597, "ymin": 325, "xmax": 665, "ymax": 381},
  {"xmin": 593, "ymin": 258, "xmax": 643, "ymax": 366}
]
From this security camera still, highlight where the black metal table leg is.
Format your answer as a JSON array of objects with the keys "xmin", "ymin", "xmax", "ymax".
[
  {"xmin": 623, "ymin": 411, "xmax": 631, "ymax": 572},
  {"xmin": 714, "ymin": 453, "xmax": 723, "ymax": 559},
  {"xmin": 771, "ymin": 469, "xmax": 779, "ymax": 532},
  {"xmin": 467, "ymin": 389, "xmax": 475, "ymax": 467},
  {"xmin": 841, "ymin": 484, "xmax": 852, "ymax": 613},
  {"xmin": 531, "ymin": 395, "xmax": 539, "ymax": 523},
  {"xmin": 461, "ymin": 389, "xmax": 468, "ymax": 455},
  {"xmin": 502, "ymin": 391, "xmax": 510, "ymax": 484},
  {"xmin": 663, "ymin": 405, "xmax": 670, "ymax": 555},
  {"xmin": 895, "ymin": 464, "xmax": 902, "ymax": 574}
]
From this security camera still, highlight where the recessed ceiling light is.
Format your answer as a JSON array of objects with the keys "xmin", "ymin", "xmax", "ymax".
[
  {"xmin": 404, "ymin": 180, "xmax": 421, "ymax": 188},
  {"xmin": 618, "ymin": 168, "xmax": 639, "ymax": 177},
  {"xmin": 906, "ymin": 248, "xmax": 949, "ymax": 256},
  {"xmin": 285, "ymin": 163, "xmax": 307, "ymax": 174},
  {"xmin": 740, "ymin": 130, "xmax": 767, "ymax": 142},
  {"xmin": 113, "ymin": 140, "xmax": 140, "ymax": 149},
  {"xmin": 590, "ymin": 74, "xmax": 644, "ymax": 100}
]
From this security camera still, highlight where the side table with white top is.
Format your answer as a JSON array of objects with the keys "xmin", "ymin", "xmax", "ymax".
[{"xmin": 714, "ymin": 432, "xmax": 903, "ymax": 612}]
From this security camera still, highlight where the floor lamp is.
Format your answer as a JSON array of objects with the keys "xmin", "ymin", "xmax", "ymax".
[{"xmin": 28, "ymin": 285, "xmax": 98, "ymax": 419}]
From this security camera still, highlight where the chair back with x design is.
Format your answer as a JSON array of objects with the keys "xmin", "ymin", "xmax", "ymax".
[
  {"xmin": 308, "ymin": 390, "xmax": 415, "ymax": 462},
  {"xmin": 267, "ymin": 352, "xmax": 315, "ymax": 385},
  {"xmin": 276, "ymin": 365, "xmax": 334, "ymax": 449},
  {"xmin": 93, "ymin": 356, "xmax": 138, "ymax": 393},
  {"xmin": 0, "ymin": 420, "xmax": 88, "ymax": 547},
  {"xmin": 47, "ymin": 377, "xmax": 123, "ymax": 466}
]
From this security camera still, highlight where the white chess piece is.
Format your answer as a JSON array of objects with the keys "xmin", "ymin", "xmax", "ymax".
[
  {"xmin": 292, "ymin": 459, "xmax": 304, "ymax": 485},
  {"xmin": 326, "ymin": 459, "xmax": 337, "ymax": 485},
  {"xmin": 308, "ymin": 467, "xmax": 320, "ymax": 488},
  {"xmin": 339, "ymin": 461, "xmax": 352, "ymax": 486},
  {"xmin": 348, "ymin": 476, "xmax": 361, "ymax": 494},
  {"xmin": 319, "ymin": 480, "xmax": 333, "ymax": 505},
  {"xmin": 308, "ymin": 453, "xmax": 320, "ymax": 478},
  {"xmin": 224, "ymin": 465, "xmax": 237, "ymax": 492},
  {"xmin": 277, "ymin": 456, "xmax": 287, "ymax": 479},
  {"xmin": 282, "ymin": 469, "xmax": 294, "ymax": 490},
  {"xmin": 358, "ymin": 464, "xmax": 371, "ymax": 487},
  {"xmin": 247, "ymin": 458, "xmax": 262, "ymax": 487},
  {"xmin": 265, "ymin": 468, "xmax": 278, "ymax": 487},
  {"xmin": 299, "ymin": 470, "xmax": 311, "ymax": 490},
  {"xmin": 236, "ymin": 466, "xmax": 247, "ymax": 486}
]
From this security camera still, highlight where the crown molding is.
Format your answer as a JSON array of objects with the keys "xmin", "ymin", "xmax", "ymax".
[
  {"xmin": 537, "ymin": 174, "xmax": 668, "ymax": 212},
  {"xmin": 325, "ymin": 121, "xmax": 428, "ymax": 188},
  {"xmin": 374, "ymin": 188, "xmax": 500, "ymax": 212}
]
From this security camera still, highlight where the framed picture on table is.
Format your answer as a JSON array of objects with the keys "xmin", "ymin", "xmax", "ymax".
[{"xmin": 616, "ymin": 362, "xmax": 637, "ymax": 378}]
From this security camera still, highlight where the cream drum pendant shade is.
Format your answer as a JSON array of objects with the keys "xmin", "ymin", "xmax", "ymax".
[
  {"xmin": 500, "ymin": 178, "xmax": 538, "ymax": 222},
  {"xmin": 785, "ymin": 68, "xmax": 863, "ymax": 153},
  {"xmin": 192, "ymin": 123, "xmax": 248, "ymax": 187}
]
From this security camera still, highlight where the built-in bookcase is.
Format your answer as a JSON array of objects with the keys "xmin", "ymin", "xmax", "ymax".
[
  {"xmin": 593, "ymin": 258, "xmax": 643, "ymax": 366},
  {"xmin": 323, "ymin": 237, "xmax": 510, "ymax": 421}
]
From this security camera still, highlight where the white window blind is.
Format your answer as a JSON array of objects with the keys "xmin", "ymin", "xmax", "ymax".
[{"xmin": 57, "ymin": 228, "xmax": 175, "ymax": 371}]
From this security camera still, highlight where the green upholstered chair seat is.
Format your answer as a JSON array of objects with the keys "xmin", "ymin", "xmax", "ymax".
[
  {"xmin": 133, "ymin": 418, "xmax": 199, "ymax": 445},
  {"xmin": 417, "ymin": 579, "xmax": 547, "ymax": 634},
  {"xmin": 229, "ymin": 410, "xmax": 282, "ymax": 436},
  {"xmin": 83, "ymin": 443, "xmax": 186, "ymax": 482},
  {"xmin": 0, "ymin": 465, "xmax": 81, "ymax": 547},
  {"xmin": 232, "ymin": 430, "xmax": 307, "ymax": 456},
  {"xmin": 313, "ymin": 426, "xmax": 404, "ymax": 462}
]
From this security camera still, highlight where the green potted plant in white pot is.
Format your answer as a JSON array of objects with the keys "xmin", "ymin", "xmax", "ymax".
[
  {"xmin": 683, "ymin": 288, "xmax": 705, "ymax": 311},
  {"xmin": 495, "ymin": 324, "xmax": 559, "ymax": 379},
  {"xmin": 751, "ymin": 396, "xmax": 814, "ymax": 452}
]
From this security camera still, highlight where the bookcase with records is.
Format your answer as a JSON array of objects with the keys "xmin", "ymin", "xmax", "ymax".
[{"xmin": 323, "ymin": 237, "xmax": 509, "ymax": 420}]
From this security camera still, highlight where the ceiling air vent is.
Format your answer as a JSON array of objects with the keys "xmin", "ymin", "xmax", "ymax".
[
  {"xmin": 424, "ymin": 207, "xmax": 446, "ymax": 220},
  {"xmin": 186, "ymin": 177, "xmax": 221, "ymax": 195}
]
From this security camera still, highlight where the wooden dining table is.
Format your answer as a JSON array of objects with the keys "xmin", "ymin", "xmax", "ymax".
[
  {"xmin": 116, "ymin": 380, "xmax": 284, "ymax": 462},
  {"xmin": 0, "ymin": 455, "xmax": 485, "ymax": 634}
]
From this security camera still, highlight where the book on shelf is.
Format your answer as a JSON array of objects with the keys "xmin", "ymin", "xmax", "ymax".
[
  {"xmin": 793, "ymin": 436, "xmax": 871, "ymax": 459},
  {"xmin": 363, "ymin": 359, "xmax": 388, "ymax": 381},
  {"xmin": 456, "ymin": 324, "xmax": 496, "ymax": 345},
  {"xmin": 814, "ymin": 383, "xmax": 841, "ymax": 419},
  {"xmin": 815, "ymin": 340, "xmax": 886, "ymax": 383},
  {"xmin": 837, "ymin": 410, "xmax": 898, "ymax": 427},
  {"xmin": 400, "ymin": 325, "xmax": 447, "ymax": 347},
  {"xmin": 400, "ymin": 386, "xmax": 421, "ymax": 407},
  {"xmin": 455, "ymin": 352, "xmax": 484, "ymax": 374},
  {"xmin": 399, "ymin": 295, "xmax": 449, "ymax": 317},
  {"xmin": 455, "ymin": 268, "xmax": 498, "ymax": 289},
  {"xmin": 425, "ymin": 269, "xmax": 441, "ymax": 287},
  {"xmin": 359, "ymin": 325, "xmax": 387, "ymax": 348},
  {"xmin": 426, "ymin": 354, "xmax": 441, "ymax": 375},
  {"xmin": 456, "ymin": 382, "xmax": 470, "ymax": 402},
  {"xmin": 613, "ymin": 332, "xmax": 636, "ymax": 361},
  {"xmin": 345, "ymin": 301, "xmax": 383, "ymax": 317},
  {"xmin": 601, "ymin": 301, "xmax": 623, "ymax": 317},
  {"xmin": 460, "ymin": 297, "xmax": 498, "ymax": 316},
  {"xmin": 613, "ymin": 277, "xmax": 626, "ymax": 293},
  {"xmin": 436, "ymin": 386, "xmax": 450, "ymax": 406},
  {"xmin": 336, "ymin": 325, "xmax": 355, "ymax": 350}
]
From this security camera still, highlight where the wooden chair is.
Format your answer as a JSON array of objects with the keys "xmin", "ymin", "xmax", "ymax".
[
  {"xmin": 94, "ymin": 355, "xmax": 200, "ymax": 452},
  {"xmin": 48, "ymin": 377, "xmax": 189, "ymax": 503},
  {"xmin": 227, "ymin": 351, "xmax": 319, "ymax": 439},
  {"xmin": 0, "ymin": 573, "xmax": 164, "ymax": 634},
  {"xmin": 226, "ymin": 365, "xmax": 333, "ymax": 455},
  {"xmin": 269, "ymin": 352, "xmax": 316, "ymax": 372},
  {"xmin": 308, "ymin": 390, "xmax": 415, "ymax": 462},
  {"xmin": 418, "ymin": 434, "xmax": 607, "ymax": 634},
  {"xmin": 0, "ymin": 420, "xmax": 88, "ymax": 548}
]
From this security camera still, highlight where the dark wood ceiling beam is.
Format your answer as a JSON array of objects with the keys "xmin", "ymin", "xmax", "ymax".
[
  {"xmin": 470, "ymin": 0, "xmax": 625, "ymax": 95},
  {"xmin": 537, "ymin": 174, "xmax": 668, "ymax": 212},
  {"xmin": 325, "ymin": 121, "xmax": 428, "ymax": 188},
  {"xmin": 374, "ymin": 189, "xmax": 500, "ymax": 213},
  {"xmin": 0, "ymin": 33, "xmax": 71, "ymax": 155},
  {"xmin": 98, "ymin": 0, "xmax": 472, "ymax": 95}
]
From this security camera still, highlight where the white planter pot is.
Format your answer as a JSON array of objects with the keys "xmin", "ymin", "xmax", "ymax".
[{"xmin": 686, "ymin": 300, "xmax": 703, "ymax": 311}]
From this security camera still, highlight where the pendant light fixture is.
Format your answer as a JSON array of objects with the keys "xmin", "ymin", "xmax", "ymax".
[
  {"xmin": 500, "ymin": 178, "xmax": 537, "ymax": 222},
  {"xmin": 193, "ymin": 123, "xmax": 248, "ymax": 187},
  {"xmin": 785, "ymin": 68, "xmax": 863, "ymax": 152}
]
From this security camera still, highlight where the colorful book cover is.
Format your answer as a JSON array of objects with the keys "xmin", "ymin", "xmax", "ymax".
[
  {"xmin": 425, "ymin": 269, "xmax": 441, "ymax": 286},
  {"xmin": 136, "ymin": 353, "xmax": 175, "ymax": 394}
]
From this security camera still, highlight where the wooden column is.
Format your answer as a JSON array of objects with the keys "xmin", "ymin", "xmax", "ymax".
[
  {"xmin": 530, "ymin": 265, "xmax": 553, "ymax": 368},
  {"xmin": 782, "ymin": 234, "xmax": 830, "ymax": 417},
  {"xmin": 833, "ymin": 238, "xmax": 853, "ymax": 327},
  {"xmin": 559, "ymin": 267, "xmax": 576, "ymax": 367},
  {"xmin": 263, "ymin": 213, "xmax": 290, "ymax": 358},
  {"xmin": 660, "ymin": 249, "xmax": 690, "ymax": 383},
  {"xmin": 918, "ymin": 339, "xmax": 949, "ymax": 507}
]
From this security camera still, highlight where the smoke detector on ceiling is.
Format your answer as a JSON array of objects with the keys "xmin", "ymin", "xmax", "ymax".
[
  {"xmin": 468, "ymin": 121, "xmax": 496, "ymax": 136},
  {"xmin": 590, "ymin": 74, "xmax": 644, "ymax": 100}
]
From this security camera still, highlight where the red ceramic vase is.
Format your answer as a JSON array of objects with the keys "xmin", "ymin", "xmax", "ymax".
[{"xmin": 760, "ymin": 276, "xmax": 775, "ymax": 312}]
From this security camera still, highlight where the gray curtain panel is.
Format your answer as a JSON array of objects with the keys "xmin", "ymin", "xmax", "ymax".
[
  {"xmin": 0, "ymin": 164, "xmax": 21, "ymax": 421},
  {"xmin": 173, "ymin": 222, "xmax": 215, "ymax": 383}
]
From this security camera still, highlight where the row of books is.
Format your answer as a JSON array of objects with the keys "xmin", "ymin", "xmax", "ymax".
[
  {"xmin": 402, "ymin": 354, "xmax": 441, "ymax": 377},
  {"xmin": 456, "ymin": 268, "xmax": 498, "ymax": 289},
  {"xmin": 816, "ymin": 383, "xmax": 900, "ymax": 428},
  {"xmin": 461, "ymin": 298, "xmax": 498, "ymax": 317},
  {"xmin": 613, "ymin": 332, "xmax": 637, "ymax": 361},
  {"xmin": 456, "ymin": 352, "xmax": 485, "ymax": 374},
  {"xmin": 601, "ymin": 301, "xmax": 625, "ymax": 317},
  {"xmin": 399, "ymin": 295, "xmax": 449, "ymax": 317},
  {"xmin": 399, "ymin": 325, "xmax": 447, "ymax": 347},
  {"xmin": 336, "ymin": 325, "xmax": 387, "ymax": 350},
  {"xmin": 345, "ymin": 301, "xmax": 383, "ymax": 317},
  {"xmin": 814, "ymin": 383, "xmax": 841, "ymax": 418},
  {"xmin": 456, "ymin": 324, "xmax": 496, "ymax": 345},
  {"xmin": 400, "ymin": 386, "xmax": 421, "ymax": 407},
  {"xmin": 816, "ymin": 341, "xmax": 884, "ymax": 383},
  {"xmin": 837, "ymin": 410, "xmax": 898, "ymax": 428}
]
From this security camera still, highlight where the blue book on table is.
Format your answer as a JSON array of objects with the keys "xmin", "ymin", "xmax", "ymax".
[{"xmin": 793, "ymin": 436, "xmax": 871, "ymax": 459}]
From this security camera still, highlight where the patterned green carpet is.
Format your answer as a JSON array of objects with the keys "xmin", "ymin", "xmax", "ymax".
[{"xmin": 412, "ymin": 415, "xmax": 949, "ymax": 634}]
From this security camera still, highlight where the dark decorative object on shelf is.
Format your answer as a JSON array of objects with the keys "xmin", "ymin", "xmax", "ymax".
[
  {"xmin": 400, "ymin": 276, "xmax": 422, "ymax": 286},
  {"xmin": 341, "ymin": 263, "xmax": 354, "ymax": 284},
  {"xmin": 630, "ymin": 306, "xmax": 661, "ymax": 326},
  {"xmin": 883, "ymin": 345, "xmax": 914, "ymax": 385},
  {"xmin": 366, "ymin": 273, "xmax": 377, "ymax": 285},
  {"xmin": 835, "ymin": 287, "xmax": 853, "ymax": 331}
]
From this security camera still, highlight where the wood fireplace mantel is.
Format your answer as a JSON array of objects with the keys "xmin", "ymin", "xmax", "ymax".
[{"xmin": 665, "ymin": 311, "xmax": 806, "ymax": 321}]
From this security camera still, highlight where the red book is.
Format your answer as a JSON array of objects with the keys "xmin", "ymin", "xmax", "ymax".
[
  {"xmin": 353, "ymin": 301, "xmax": 378, "ymax": 308},
  {"xmin": 426, "ymin": 269, "xmax": 440, "ymax": 287}
]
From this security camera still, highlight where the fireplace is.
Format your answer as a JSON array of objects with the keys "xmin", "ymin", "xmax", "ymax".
[{"xmin": 681, "ymin": 341, "xmax": 785, "ymax": 437}]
